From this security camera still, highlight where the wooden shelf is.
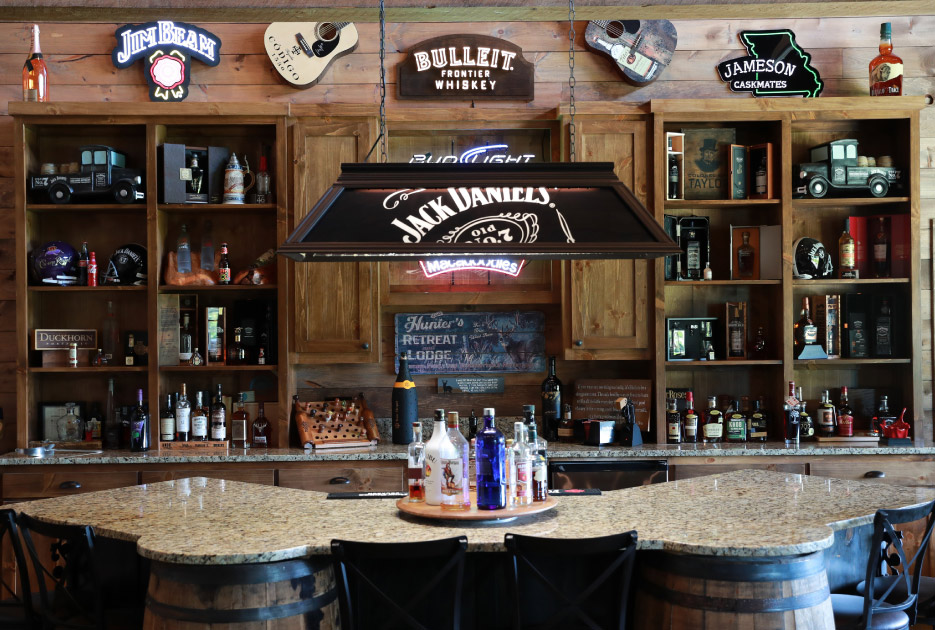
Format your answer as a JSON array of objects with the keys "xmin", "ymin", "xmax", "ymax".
[
  {"xmin": 26, "ymin": 204, "xmax": 146, "ymax": 213},
  {"xmin": 666, "ymin": 280, "xmax": 781, "ymax": 287},
  {"xmin": 159, "ymin": 365, "xmax": 277, "ymax": 372},
  {"xmin": 665, "ymin": 360, "xmax": 783, "ymax": 368},
  {"xmin": 29, "ymin": 285, "xmax": 147, "ymax": 292},
  {"xmin": 792, "ymin": 278, "xmax": 909, "ymax": 287},
  {"xmin": 794, "ymin": 358, "xmax": 911, "ymax": 367},
  {"xmin": 664, "ymin": 199, "xmax": 781, "ymax": 209},
  {"xmin": 159, "ymin": 285, "xmax": 277, "ymax": 293},
  {"xmin": 29, "ymin": 366, "xmax": 149, "ymax": 373},
  {"xmin": 792, "ymin": 197, "xmax": 909, "ymax": 207},
  {"xmin": 158, "ymin": 203, "xmax": 276, "ymax": 213}
]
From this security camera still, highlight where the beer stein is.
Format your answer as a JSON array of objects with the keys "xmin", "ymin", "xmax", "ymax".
[{"xmin": 223, "ymin": 153, "xmax": 255, "ymax": 204}]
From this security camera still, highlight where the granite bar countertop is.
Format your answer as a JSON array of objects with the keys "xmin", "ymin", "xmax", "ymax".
[
  {"xmin": 1, "ymin": 442, "xmax": 935, "ymax": 466},
  {"xmin": 13, "ymin": 470, "xmax": 935, "ymax": 564}
]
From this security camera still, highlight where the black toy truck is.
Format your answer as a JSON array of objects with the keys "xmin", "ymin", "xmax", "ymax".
[
  {"xmin": 29, "ymin": 145, "xmax": 144, "ymax": 204},
  {"xmin": 795, "ymin": 138, "xmax": 901, "ymax": 198}
]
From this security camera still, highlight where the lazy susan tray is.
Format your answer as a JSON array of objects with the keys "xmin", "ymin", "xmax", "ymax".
[{"xmin": 396, "ymin": 490, "xmax": 557, "ymax": 522}]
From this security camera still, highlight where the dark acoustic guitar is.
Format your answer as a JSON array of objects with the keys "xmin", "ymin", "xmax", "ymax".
[{"xmin": 585, "ymin": 19, "xmax": 678, "ymax": 85}]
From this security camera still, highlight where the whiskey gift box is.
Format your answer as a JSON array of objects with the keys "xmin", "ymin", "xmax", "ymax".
[
  {"xmin": 812, "ymin": 294, "xmax": 841, "ymax": 359},
  {"xmin": 842, "ymin": 293, "xmax": 871, "ymax": 358},
  {"xmin": 677, "ymin": 216, "xmax": 710, "ymax": 280},
  {"xmin": 667, "ymin": 317, "xmax": 718, "ymax": 361},
  {"xmin": 725, "ymin": 302, "xmax": 747, "ymax": 359},
  {"xmin": 160, "ymin": 143, "xmax": 229, "ymax": 204}
]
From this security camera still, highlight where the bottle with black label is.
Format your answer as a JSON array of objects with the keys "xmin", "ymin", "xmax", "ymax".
[
  {"xmin": 159, "ymin": 394, "xmax": 175, "ymax": 442},
  {"xmin": 784, "ymin": 381, "xmax": 800, "ymax": 445},
  {"xmin": 748, "ymin": 396, "xmax": 769, "ymax": 442},
  {"xmin": 540, "ymin": 356, "xmax": 562, "ymax": 441},
  {"xmin": 817, "ymin": 390, "xmax": 837, "ymax": 438},
  {"xmin": 726, "ymin": 399, "xmax": 747, "ymax": 443},
  {"xmin": 392, "ymin": 352, "xmax": 417, "ymax": 444},
  {"xmin": 668, "ymin": 155, "xmax": 680, "ymax": 200},
  {"xmin": 797, "ymin": 387, "xmax": 814, "ymax": 440},
  {"xmin": 702, "ymin": 395, "xmax": 723, "ymax": 443},
  {"xmin": 666, "ymin": 399, "xmax": 681, "ymax": 444}
]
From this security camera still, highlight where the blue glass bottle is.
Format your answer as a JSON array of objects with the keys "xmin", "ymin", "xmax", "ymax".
[{"xmin": 475, "ymin": 407, "xmax": 506, "ymax": 510}]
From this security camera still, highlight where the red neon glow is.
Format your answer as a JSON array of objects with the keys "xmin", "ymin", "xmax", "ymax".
[{"xmin": 419, "ymin": 258, "xmax": 526, "ymax": 278}]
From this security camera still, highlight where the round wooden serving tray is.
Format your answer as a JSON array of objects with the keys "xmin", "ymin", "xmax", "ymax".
[{"xmin": 396, "ymin": 491, "xmax": 557, "ymax": 522}]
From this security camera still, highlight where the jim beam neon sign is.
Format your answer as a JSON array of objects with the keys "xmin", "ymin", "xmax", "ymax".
[
  {"xmin": 112, "ymin": 20, "xmax": 221, "ymax": 102},
  {"xmin": 398, "ymin": 34, "xmax": 534, "ymax": 101}
]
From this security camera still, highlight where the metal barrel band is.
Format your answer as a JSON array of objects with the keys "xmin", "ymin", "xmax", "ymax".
[
  {"xmin": 640, "ymin": 579, "xmax": 830, "ymax": 614},
  {"xmin": 646, "ymin": 550, "xmax": 826, "ymax": 582},
  {"xmin": 150, "ymin": 557, "xmax": 325, "ymax": 585},
  {"xmin": 146, "ymin": 587, "xmax": 337, "ymax": 623}
]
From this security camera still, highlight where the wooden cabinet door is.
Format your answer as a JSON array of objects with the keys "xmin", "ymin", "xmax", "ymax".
[
  {"xmin": 292, "ymin": 120, "xmax": 379, "ymax": 363},
  {"xmin": 564, "ymin": 118, "xmax": 652, "ymax": 360}
]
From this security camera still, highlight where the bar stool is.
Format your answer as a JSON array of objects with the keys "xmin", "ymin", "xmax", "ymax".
[
  {"xmin": 831, "ymin": 497, "xmax": 935, "ymax": 630},
  {"xmin": 504, "ymin": 531, "xmax": 638, "ymax": 630},
  {"xmin": 0, "ymin": 509, "xmax": 35, "ymax": 629},
  {"xmin": 331, "ymin": 535, "xmax": 468, "ymax": 630}
]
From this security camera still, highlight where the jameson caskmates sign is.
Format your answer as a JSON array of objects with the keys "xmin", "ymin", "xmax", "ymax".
[
  {"xmin": 397, "ymin": 34, "xmax": 535, "ymax": 100},
  {"xmin": 716, "ymin": 30, "xmax": 823, "ymax": 97}
]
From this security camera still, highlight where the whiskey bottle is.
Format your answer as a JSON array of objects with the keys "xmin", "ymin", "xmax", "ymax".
[
  {"xmin": 231, "ymin": 393, "xmax": 249, "ymax": 448},
  {"xmin": 726, "ymin": 399, "xmax": 747, "ymax": 443},
  {"xmin": 179, "ymin": 314, "xmax": 193, "ymax": 363},
  {"xmin": 210, "ymin": 384, "xmax": 227, "ymax": 441},
  {"xmin": 424, "ymin": 409, "xmax": 449, "ymax": 506},
  {"xmin": 783, "ymin": 381, "xmax": 800, "ymax": 445},
  {"xmin": 125, "ymin": 333, "xmax": 136, "ymax": 366},
  {"xmin": 129, "ymin": 389, "xmax": 149, "ymax": 452},
  {"xmin": 159, "ymin": 394, "xmax": 176, "ymax": 442},
  {"xmin": 444, "ymin": 411, "xmax": 470, "ymax": 510},
  {"xmin": 191, "ymin": 391, "xmax": 208, "ymax": 441},
  {"xmin": 540, "ymin": 356, "xmax": 562, "ymax": 441},
  {"xmin": 476, "ymin": 408, "xmax": 506, "ymax": 510},
  {"xmin": 873, "ymin": 217, "xmax": 889, "ymax": 278},
  {"xmin": 218, "ymin": 242, "xmax": 231, "ymax": 284},
  {"xmin": 22, "ymin": 24, "xmax": 48, "ymax": 102},
  {"xmin": 817, "ymin": 389, "xmax": 837, "ymax": 438},
  {"xmin": 391, "ymin": 352, "xmax": 416, "ymax": 444},
  {"xmin": 702, "ymin": 395, "xmax": 723, "ymax": 443},
  {"xmin": 682, "ymin": 391, "xmax": 698, "ymax": 443},
  {"xmin": 252, "ymin": 402, "xmax": 271, "ymax": 447},
  {"xmin": 870, "ymin": 22, "xmax": 903, "ymax": 96},
  {"xmin": 407, "ymin": 421, "xmax": 426, "ymax": 503},
  {"xmin": 749, "ymin": 396, "xmax": 769, "ymax": 442},
  {"xmin": 229, "ymin": 328, "xmax": 247, "ymax": 365},
  {"xmin": 528, "ymin": 422, "xmax": 548, "ymax": 502},
  {"xmin": 558, "ymin": 404, "xmax": 575, "ymax": 444},
  {"xmin": 794, "ymin": 297, "xmax": 818, "ymax": 357},
  {"xmin": 666, "ymin": 399, "xmax": 681, "ymax": 444},
  {"xmin": 176, "ymin": 384, "xmax": 191, "ymax": 441},
  {"xmin": 176, "ymin": 224, "xmax": 192, "ymax": 274},
  {"xmin": 754, "ymin": 156, "xmax": 768, "ymax": 196},
  {"xmin": 186, "ymin": 154, "xmax": 204, "ymax": 201},
  {"xmin": 685, "ymin": 229, "xmax": 702, "ymax": 279},
  {"xmin": 838, "ymin": 219, "xmax": 858, "ymax": 279},
  {"xmin": 797, "ymin": 387, "xmax": 815, "ymax": 439},
  {"xmin": 737, "ymin": 231, "xmax": 755, "ymax": 279},
  {"xmin": 837, "ymin": 387, "xmax": 855, "ymax": 437},
  {"xmin": 668, "ymin": 155, "xmax": 680, "ymax": 200}
]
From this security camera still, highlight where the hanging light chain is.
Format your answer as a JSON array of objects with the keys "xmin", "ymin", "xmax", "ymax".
[
  {"xmin": 568, "ymin": 0, "xmax": 576, "ymax": 163},
  {"xmin": 379, "ymin": 0, "xmax": 388, "ymax": 163}
]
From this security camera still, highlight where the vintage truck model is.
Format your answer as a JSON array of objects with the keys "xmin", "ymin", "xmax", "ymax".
[
  {"xmin": 29, "ymin": 145, "xmax": 144, "ymax": 204},
  {"xmin": 795, "ymin": 138, "xmax": 901, "ymax": 198}
]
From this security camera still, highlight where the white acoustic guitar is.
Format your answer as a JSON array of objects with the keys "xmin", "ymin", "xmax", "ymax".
[{"xmin": 264, "ymin": 22, "xmax": 359, "ymax": 88}]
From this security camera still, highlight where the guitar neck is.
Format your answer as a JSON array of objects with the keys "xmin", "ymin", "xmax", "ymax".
[
  {"xmin": 592, "ymin": 20, "xmax": 612, "ymax": 29},
  {"xmin": 331, "ymin": 22, "xmax": 351, "ymax": 31}
]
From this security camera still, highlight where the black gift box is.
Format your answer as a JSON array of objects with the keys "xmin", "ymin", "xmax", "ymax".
[
  {"xmin": 667, "ymin": 317, "xmax": 719, "ymax": 361},
  {"xmin": 159, "ymin": 143, "xmax": 229, "ymax": 204}
]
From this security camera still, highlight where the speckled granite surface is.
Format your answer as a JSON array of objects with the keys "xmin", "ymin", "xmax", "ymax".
[
  {"xmin": 2, "ymin": 441, "xmax": 934, "ymax": 466},
  {"xmin": 13, "ymin": 469, "xmax": 935, "ymax": 564}
]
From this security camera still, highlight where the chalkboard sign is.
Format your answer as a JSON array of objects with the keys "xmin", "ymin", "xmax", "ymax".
[
  {"xmin": 573, "ymin": 379, "xmax": 652, "ymax": 432},
  {"xmin": 395, "ymin": 311, "xmax": 545, "ymax": 374}
]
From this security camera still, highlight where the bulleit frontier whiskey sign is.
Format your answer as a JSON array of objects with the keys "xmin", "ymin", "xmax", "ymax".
[{"xmin": 397, "ymin": 34, "xmax": 534, "ymax": 101}]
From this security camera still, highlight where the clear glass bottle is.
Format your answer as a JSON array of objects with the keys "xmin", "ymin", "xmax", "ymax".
[
  {"xmin": 407, "ymin": 422, "xmax": 426, "ymax": 502},
  {"xmin": 231, "ymin": 393, "xmax": 249, "ymax": 448},
  {"xmin": 682, "ymin": 392, "xmax": 698, "ymax": 443},
  {"xmin": 870, "ymin": 22, "xmax": 903, "ymax": 96},
  {"xmin": 443, "ymin": 411, "xmax": 470, "ymax": 510},
  {"xmin": 737, "ymin": 231, "xmax": 755, "ymax": 278},
  {"xmin": 540, "ymin": 357, "xmax": 562, "ymax": 441},
  {"xmin": 179, "ymin": 314, "xmax": 193, "ymax": 363},
  {"xmin": 252, "ymin": 402, "xmax": 271, "ymax": 448},
  {"xmin": 57, "ymin": 402, "xmax": 83, "ymax": 441},
  {"xmin": 505, "ymin": 438, "xmax": 516, "ymax": 506},
  {"xmin": 702, "ymin": 395, "xmax": 723, "ymax": 443},
  {"xmin": 176, "ymin": 224, "xmax": 192, "ymax": 274},
  {"xmin": 794, "ymin": 297, "xmax": 818, "ymax": 357},
  {"xmin": 210, "ymin": 384, "xmax": 227, "ymax": 441},
  {"xmin": 476, "ymin": 407, "xmax": 506, "ymax": 510},
  {"xmin": 256, "ymin": 156, "xmax": 271, "ymax": 203},
  {"xmin": 102, "ymin": 300, "xmax": 119, "ymax": 364},
  {"xmin": 160, "ymin": 394, "xmax": 176, "ymax": 442},
  {"xmin": 22, "ymin": 24, "xmax": 48, "ymax": 102},
  {"xmin": 186, "ymin": 154, "xmax": 204, "ymax": 200},
  {"xmin": 666, "ymin": 399, "xmax": 681, "ymax": 444},
  {"xmin": 130, "ymin": 389, "xmax": 149, "ymax": 452},
  {"xmin": 189, "ymin": 347, "xmax": 204, "ymax": 367},
  {"xmin": 175, "ymin": 384, "xmax": 191, "ymax": 442},
  {"xmin": 218, "ymin": 242, "xmax": 231, "ymax": 284},
  {"xmin": 191, "ymin": 391, "xmax": 208, "ymax": 441},
  {"xmin": 523, "ymin": 404, "xmax": 548, "ymax": 458},
  {"xmin": 200, "ymin": 220, "xmax": 215, "ymax": 271},
  {"xmin": 839, "ymin": 218, "xmax": 858, "ymax": 279},
  {"xmin": 423, "ymin": 409, "xmax": 449, "ymax": 506},
  {"xmin": 528, "ymin": 423, "xmax": 548, "ymax": 502},
  {"xmin": 512, "ymin": 422, "xmax": 534, "ymax": 507}
]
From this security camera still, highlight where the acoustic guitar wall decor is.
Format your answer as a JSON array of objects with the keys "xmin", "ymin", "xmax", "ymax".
[
  {"xmin": 585, "ymin": 19, "xmax": 678, "ymax": 85},
  {"xmin": 264, "ymin": 22, "xmax": 359, "ymax": 88}
]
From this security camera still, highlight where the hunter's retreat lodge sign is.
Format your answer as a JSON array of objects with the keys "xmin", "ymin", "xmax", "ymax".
[{"xmin": 398, "ymin": 34, "xmax": 535, "ymax": 100}]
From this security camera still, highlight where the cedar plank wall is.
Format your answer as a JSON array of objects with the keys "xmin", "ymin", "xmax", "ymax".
[{"xmin": 0, "ymin": 18, "xmax": 932, "ymax": 447}]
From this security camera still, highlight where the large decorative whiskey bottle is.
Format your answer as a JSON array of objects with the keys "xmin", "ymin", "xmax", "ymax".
[
  {"xmin": 392, "ymin": 352, "xmax": 416, "ymax": 444},
  {"xmin": 22, "ymin": 24, "xmax": 48, "ymax": 102},
  {"xmin": 870, "ymin": 22, "xmax": 903, "ymax": 96}
]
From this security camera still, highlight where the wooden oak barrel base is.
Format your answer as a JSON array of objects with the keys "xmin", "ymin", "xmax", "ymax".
[
  {"xmin": 634, "ymin": 551, "xmax": 834, "ymax": 630},
  {"xmin": 143, "ymin": 557, "xmax": 339, "ymax": 629}
]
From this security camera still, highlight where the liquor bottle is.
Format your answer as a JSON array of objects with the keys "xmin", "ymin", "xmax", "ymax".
[
  {"xmin": 186, "ymin": 154, "xmax": 204, "ymax": 200},
  {"xmin": 444, "ymin": 411, "xmax": 470, "ymax": 510},
  {"xmin": 160, "ymin": 394, "xmax": 176, "ymax": 442},
  {"xmin": 130, "ymin": 389, "xmax": 149, "ymax": 452},
  {"xmin": 210, "ymin": 384, "xmax": 227, "ymax": 441},
  {"xmin": 703, "ymin": 262, "xmax": 713, "ymax": 281},
  {"xmin": 67, "ymin": 342, "xmax": 78, "ymax": 368},
  {"xmin": 541, "ymin": 356, "xmax": 562, "ymax": 441},
  {"xmin": 256, "ymin": 156, "xmax": 271, "ymax": 203},
  {"xmin": 86, "ymin": 403, "xmax": 102, "ymax": 441},
  {"xmin": 528, "ymin": 422, "xmax": 548, "ymax": 502},
  {"xmin": 467, "ymin": 409, "xmax": 478, "ymax": 490},
  {"xmin": 751, "ymin": 326, "xmax": 768, "ymax": 360},
  {"xmin": 200, "ymin": 220, "xmax": 215, "ymax": 271},
  {"xmin": 257, "ymin": 347, "xmax": 266, "ymax": 365},
  {"xmin": 391, "ymin": 352, "xmax": 417, "ymax": 444},
  {"xmin": 839, "ymin": 219, "xmax": 858, "ymax": 279},
  {"xmin": 175, "ymin": 384, "xmax": 191, "ymax": 442},
  {"xmin": 666, "ymin": 399, "xmax": 681, "ymax": 444},
  {"xmin": 668, "ymin": 155, "xmax": 680, "ymax": 200},
  {"xmin": 737, "ymin": 231, "xmax": 755, "ymax": 279},
  {"xmin": 505, "ymin": 437, "xmax": 516, "ymax": 506},
  {"xmin": 57, "ymin": 402, "xmax": 82, "ymax": 441},
  {"xmin": 702, "ymin": 395, "xmax": 723, "ymax": 443},
  {"xmin": 476, "ymin": 407, "xmax": 506, "ymax": 510},
  {"xmin": 229, "ymin": 328, "xmax": 247, "ymax": 365},
  {"xmin": 512, "ymin": 422, "xmax": 533, "ymax": 507},
  {"xmin": 103, "ymin": 377, "xmax": 120, "ymax": 449},
  {"xmin": 558, "ymin": 403, "xmax": 575, "ymax": 443},
  {"xmin": 874, "ymin": 395, "xmax": 895, "ymax": 436},
  {"xmin": 817, "ymin": 389, "xmax": 837, "ymax": 438},
  {"xmin": 77, "ymin": 241, "xmax": 89, "ymax": 286},
  {"xmin": 231, "ymin": 393, "xmax": 249, "ymax": 448},
  {"xmin": 102, "ymin": 300, "xmax": 119, "ymax": 364},
  {"xmin": 252, "ymin": 402, "xmax": 271, "ymax": 448},
  {"xmin": 873, "ymin": 217, "xmax": 889, "ymax": 278},
  {"xmin": 875, "ymin": 297, "xmax": 893, "ymax": 357},
  {"xmin": 218, "ymin": 243, "xmax": 231, "ymax": 284},
  {"xmin": 682, "ymin": 392, "xmax": 699, "ymax": 443},
  {"xmin": 22, "ymin": 24, "xmax": 48, "ymax": 102},
  {"xmin": 783, "ymin": 382, "xmax": 800, "ymax": 445},
  {"xmin": 178, "ymin": 314, "xmax": 193, "ymax": 364},
  {"xmin": 176, "ymin": 224, "xmax": 192, "ymax": 274},
  {"xmin": 755, "ymin": 156, "xmax": 768, "ymax": 196},
  {"xmin": 523, "ymin": 404, "xmax": 548, "ymax": 458},
  {"xmin": 798, "ymin": 387, "xmax": 814, "ymax": 439},
  {"xmin": 749, "ymin": 396, "xmax": 769, "ymax": 442},
  {"xmin": 837, "ymin": 387, "xmax": 855, "ymax": 437},
  {"xmin": 726, "ymin": 399, "xmax": 747, "ymax": 442},
  {"xmin": 794, "ymin": 297, "xmax": 818, "ymax": 357},
  {"xmin": 88, "ymin": 252, "xmax": 98, "ymax": 286},
  {"xmin": 189, "ymin": 347, "xmax": 204, "ymax": 366},
  {"xmin": 125, "ymin": 333, "xmax": 136, "ymax": 367},
  {"xmin": 92, "ymin": 348, "xmax": 105, "ymax": 367},
  {"xmin": 407, "ymin": 422, "xmax": 426, "ymax": 502},
  {"xmin": 424, "ymin": 409, "xmax": 449, "ymax": 506},
  {"xmin": 870, "ymin": 22, "xmax": 903, "ymax": 96},
  {"xmin": 467, "ymin": 409, "xmax": 478, "ymax": 441}
]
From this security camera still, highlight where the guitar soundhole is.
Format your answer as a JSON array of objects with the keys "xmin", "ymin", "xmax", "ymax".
[
  {"xmin": 318, "ymin": 22, "xmax": 338, "ymax": 41},
  {"xmin": 605, "ymin": 21, "xmax": 625, "ymax": 39}
]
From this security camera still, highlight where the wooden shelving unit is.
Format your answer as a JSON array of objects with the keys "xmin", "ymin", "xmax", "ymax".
[{"xmin": 11, "ymin": 102, "xmax": 291, "ymax": 450}]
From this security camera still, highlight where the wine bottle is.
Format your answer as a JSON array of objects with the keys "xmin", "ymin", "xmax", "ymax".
[
  {"xmin": 22, "ymin": 24, "xmax": 48, "ymax": 102},
  {"xmin": 210, "ymin": 384, "xmax": 227, "ymax": 441},
  {"xmin": 129, "ymin": 389, "xmax": 149, "ymax": 452},
  {"xmin": 392, "ymin": 352, "xmax": 417, "ymax": 444},
  {"xmin": 540, "ymin": 356, "xmax": 562, "ymax": 441},
  {"xmin": 159, "ymin": 394, "xmax": 176, "ymax": 442}
]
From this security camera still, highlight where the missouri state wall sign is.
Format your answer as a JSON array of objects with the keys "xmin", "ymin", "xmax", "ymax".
[{"xmin": 717, "ymin": 30, "xmax": 823, "ymax": 97}]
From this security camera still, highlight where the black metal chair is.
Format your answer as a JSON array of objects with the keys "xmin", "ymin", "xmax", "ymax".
[
  {"xmin": 832, "ymin": 497, "xmax": 935, "ymax": 630},
  {"xmin": 331, "ymin": 535, "xmax": 468, "ymax": 630},
  {"xmin": 504, "ymin": 531, "xmax": 638, "ymax": 630},
  {"xmin": 0, "ymin": 509, "xmax": 36, "ymax": 629},
  {"xmin": 16, "ymin": 512, "xmax": 104, "ymax": 630}
]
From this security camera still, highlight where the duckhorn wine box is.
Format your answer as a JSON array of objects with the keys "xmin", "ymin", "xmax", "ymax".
[{"xmin": 34, "ymin": 329, "xmax": 97, "ymax": 367}]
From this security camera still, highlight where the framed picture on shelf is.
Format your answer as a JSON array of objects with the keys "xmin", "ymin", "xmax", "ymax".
[{"xmin": 682, "ymin": 127, "xmax": 736, "ymax": 200}]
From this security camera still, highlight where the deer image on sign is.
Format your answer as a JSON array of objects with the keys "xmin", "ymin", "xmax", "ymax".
[{"xmin": 395, "ymin": 311, "xmax": 545, "ymax": 374}]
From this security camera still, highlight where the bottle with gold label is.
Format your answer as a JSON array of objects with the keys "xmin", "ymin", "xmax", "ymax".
[
  {"xmin": 666, "ymin": 399, "xmax": 681, "ymax": 444},
  {"xmin": 838, "ymin": 218, "xmax": 858, "ymax": 279},
  {"xmin": 392, "ymin": 352, "xmax": 416, "ymax": 444},
  {"xmin": 870, "ymin": 22, "xmax": 903, "ymax": 96},
  {"xmin": 702, "ymin": 395, "xmax": 723, "ymax": 443}
]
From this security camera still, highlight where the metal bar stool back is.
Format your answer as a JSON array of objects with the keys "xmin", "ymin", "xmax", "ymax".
[
  {"xmin": 0, "ymin": 510, "xmax": 35, "ymax": 629},
  {"xmin": 504, "ymin": 531, "xmax": 638, "ymax": 630},
  {"xmin": 16, "ymin": 512, "xmax": 103, "ymax": 630},
  {"xmin": 331, "ymin": 535, "xmax": 468, "ymax": 630}
]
